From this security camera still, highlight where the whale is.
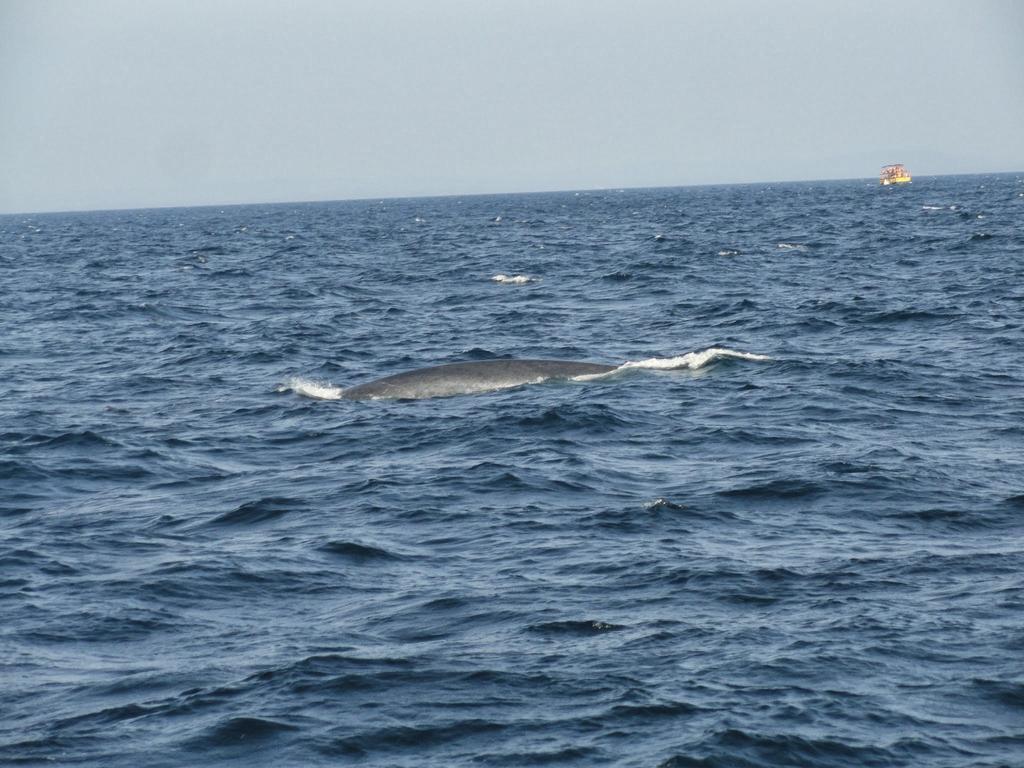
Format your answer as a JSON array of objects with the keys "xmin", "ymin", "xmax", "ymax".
[
  {"xmin": 280, "ymin": 348, "xmax": 772, "ymax": 402},
  {"xmin": 339, "ymin": 359, "xmax": 616, "ymax": 400}
]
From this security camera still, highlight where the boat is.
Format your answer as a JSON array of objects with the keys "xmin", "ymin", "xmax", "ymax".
[{"xmin": 880, "ymin": 164, "xmax": 911, "ymax": 185}]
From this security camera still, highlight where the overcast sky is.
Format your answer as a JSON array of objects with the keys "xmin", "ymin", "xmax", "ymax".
[{"xmin": 1, "ymin": 0, "xmax": 1022, "ymax": 213}]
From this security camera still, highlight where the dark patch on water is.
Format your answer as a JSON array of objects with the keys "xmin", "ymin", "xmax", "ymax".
[
  {"xmin": 529, "ymin": 620, "xmax": 625, "ymax": 635},
  {"xmin": 644, "ymin": 497, "xmax": 690, "ymax": 512},
  {"xmin": 318, "ymin": 540, "xmax": 403, "ymax": 561},
  {"xmin": 717, "ymin": 478, "xmax": 824, "ymax": 500},
  {"xmin": 186, "ymin": 717, "xmax": 300, "ymax": 750},
  {"xmin": 208, "ymin": 497, "xmax": 305, "ymax": 526}
]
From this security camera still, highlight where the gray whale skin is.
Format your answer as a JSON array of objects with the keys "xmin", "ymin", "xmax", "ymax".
[{"xmin": 341, "ymin": 359, "xmax": 615, "ymax": 400}]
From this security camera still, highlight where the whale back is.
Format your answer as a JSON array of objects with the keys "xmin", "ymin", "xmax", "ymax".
[{"xmin": 341, "ymin": 359, "xmax": 616, "ymax": 400}]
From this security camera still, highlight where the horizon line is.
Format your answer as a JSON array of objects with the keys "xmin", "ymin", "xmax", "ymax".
[{"xmin": 3, "ymin": 169, "xmax": 1021, "ymax": 217}]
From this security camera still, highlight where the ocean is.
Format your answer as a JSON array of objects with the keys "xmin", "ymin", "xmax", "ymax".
[{"xmin": 2, "ymin": 174, "xmax": 1023, "ymax": 766}]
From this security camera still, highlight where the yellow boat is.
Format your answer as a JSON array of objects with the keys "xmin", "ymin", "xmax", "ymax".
[{"xmin": 880, "ymin": 164, "xmax": 911, "ymax": 185}]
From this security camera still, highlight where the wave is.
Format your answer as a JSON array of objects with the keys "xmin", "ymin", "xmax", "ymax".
[
  {"xmin": 644, "ymin": 497, "xmax": 689, "ymax": 511},
  {"xmin": 718, "ymin": 477, "xmax": 824, "ymax": 500},
  {"xmin": 528, "ymin": 619, "xmax": 624, "ymax": 635},
  {"xmin": 209, "ymin": 496, "xmax": 304, "ymax": 526},
  {"xmin": 319, "ymin": 540, "xmax": 404, "ymax": 562},
  {"xmin": 572, "ymin": 347, "xmax": 772, "ymax": 381},
  {"xmin": 491, "ymin": 274, "xmax": 537, "ymax": 285},
  {"xmin": 185, "ymin": 717, "xmax": 299, "ymax": 750}
]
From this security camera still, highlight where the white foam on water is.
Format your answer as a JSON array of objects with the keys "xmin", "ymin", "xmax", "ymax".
[
  {"xmin": 777, "ymin": 243, "xmax": 808, "ymax": 251},
  {"xmin": 491, "ymin": 274, "xmax": 537, "ymax": 285},
  {"xmin": 644, "ymin": 497, "xmax": 688, "ymax": 511},
  {"xmin": 622, "ymin": 347, "xmax": 772, "ymax": 371},
  {"xmin": 278, "ymin": 377, "xmax": 344, "ymax": 400},
  {"xmin": 572, "ymin": 347, "xmax": 772, "ymax": 381},
  {"xmin": 717, "ymin": 249, "xmax": 741, "ymax": 256}
]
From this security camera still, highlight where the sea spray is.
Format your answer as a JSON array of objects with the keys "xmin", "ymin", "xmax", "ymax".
[
  {"xmin": 278, "ymin": 377, "xmax": 344, "ymax": 400},
  {"xmin": 491, "ymin": 274, "xmax": 537, "ymax": 284}
]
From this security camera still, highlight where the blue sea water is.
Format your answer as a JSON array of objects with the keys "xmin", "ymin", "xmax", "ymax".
[{"xmin": 2, "ymin": 175, "xmax": 1023, "ymax": 767}]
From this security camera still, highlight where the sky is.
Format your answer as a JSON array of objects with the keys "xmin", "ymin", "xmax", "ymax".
[{"xmin": 1, "ymin": 0, "xmax": 1022, "ymax": 213}]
